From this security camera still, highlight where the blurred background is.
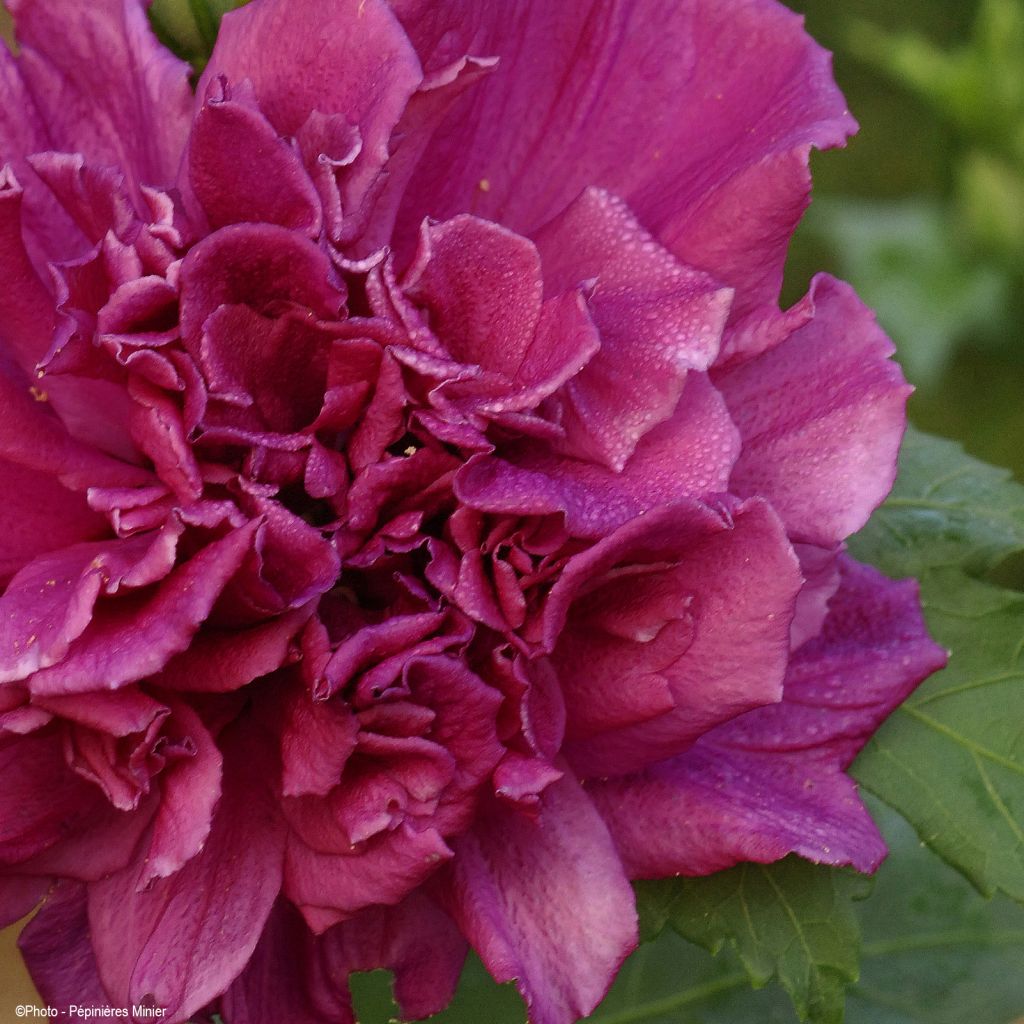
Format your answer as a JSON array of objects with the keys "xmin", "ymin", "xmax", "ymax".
[
  {"xmin": 786, "ymin": 0, "xmax": 1024, "ymax": 477},
  {"xmin": 0, "ymin": 0, "xmax": 1022, "ymax": 1019}
]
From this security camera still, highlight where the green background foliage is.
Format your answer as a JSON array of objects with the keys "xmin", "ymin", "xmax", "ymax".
[{"xmin": 786, "ymin": 0, "xmax": 1024, "ymax": 478}]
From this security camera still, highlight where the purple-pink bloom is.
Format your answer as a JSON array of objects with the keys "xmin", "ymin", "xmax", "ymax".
[{"xmin": 0, "ymin": 1, "xmax": 946, "ymax": 1022}]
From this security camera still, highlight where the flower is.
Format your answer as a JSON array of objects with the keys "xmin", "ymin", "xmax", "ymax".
[{"xmin": 0, "ymin": 1, "xmax": 947, "ymax": 1022}]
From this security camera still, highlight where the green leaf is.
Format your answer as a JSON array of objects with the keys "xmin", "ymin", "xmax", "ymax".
[
  {"xmin": 850, "ymin": 426, "xmax": 1024, "ymax": 903},
  {"xmin": 847, "ymin": 799, "xmax": 1024, "ymax": 1024},
  {"xmin": 636, "ymin": 860, "xmax": 870, "ymax": 1024},
  {"xmin": 613, "ymin": 800, "xmax": 1024, "ymax": 1024}
]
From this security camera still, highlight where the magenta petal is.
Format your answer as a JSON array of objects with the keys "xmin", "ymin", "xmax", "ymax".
[
  {"xmin": 0, "ymin": 530, "xmax": 180, "ymax": 684},
  {"xmin": 8, "ymin": 0, "xmax": 192, "ymax": 192},
  {"xmin": 281, "ymin": 684, "xmax": 359, "ymax": 798},
  {"xmin": 535, "ymin": 188, "xmax": 732, "ymax": 469},
  {"xmin": 354, "ymin": 54, "xmax": 498, "ymax": 254},
  {"xmin": 188, "ymin": 79, "xmax": 323, "ymax": 236},
  {"xmin": 551, "ymin": 499, "xmax": 802, "ymax": 776},
  {"xmin": 716, "ymin": 275, "xmax": 911, "ymax": 546},
  {"xmin": 29, "ymin": 523, "xmax": 257, "ymax": 696},
  {"xmin": 392, "ymin": 0, "xmax": 854, "ymax": 312},
  {"xmin": 0, "ymin": 355, "xmax": 153, "ymax": 491},
  {"xmin": 0, "ymin": 731, "xmax": 105, "ymax": 866},
  {"xmin": 222, "ymin": 891, "xmax": 466, "ymax": 1024},
  {"xmin": 219, "ymin": 900, "xmax": 350, "ymax": 1024},
  {"xmin": 3, "ymin": 702, "xmax": 158, "ymax": 877},
  {"xmin": 141, "ymin": 698, "xmax": 222, "ymax": 886},
  {"xmin": 20, "ymin": 882, "xmax": 111, "ymax": 1011},
  {"xmin": 0, "ymin": 168, "xmax": 56, "ymax": 369},
  {"xmin": 35, "ymin": 687, "xmax": 164, "ymax": 737},
  {"xmin": 319, "ymin": 611, "xmax": 446, "ymax": 698},
  {"xmin": 443, "ymin": 773, "xmax": 637, "ymax": 1024},
  {"xmin": 405, "ymin": 656, "xmax": 504, "ymax": 834},
  {"xmin": 198, "ymin": 304, "xmax": 334, "ymax": 433},
  {"xmin": 284, "ymin": 822, "xmax": 453, "ymax": 932},
  {"xmin": 0, "ymin": 460, "xmax": 108, "ymax": 586},
  {"xmin": 323, "ymin": 890, "xmax": 468, "ymax": 1021},
  {"xmin": 0, "ymin": 47, "xmax": 48, "ymax": 183},
  {"xmin": 0, "ymin": 55, "xmax": 83, "ymax": 264},
  {"xmin": 502, "ymin": 288, "xmax": 601, "ymax": 412},
  {"xmin": 155, "ymin": 607, "xmax": 313, "ymax": 693},
  {"xmin": 201, "ymin": 0, "xmax": 421, "ymax": 225},
  {"xmin": 403, "ymin": 215, "xmax": 543, "ymax": 376},
  {"xmin": 28, "ymin": 153, "xmax": 136, "ymax": 247},
  {"xmin": 457, "ymin": 373, "xmax": 739, "ymax": 538},
  {"xmin": 591, "ymin": 557, "xmax": 948, "ymax": 875},
  {"xmin": 24, "ymin": 792, "xmax": 155, "ymax": 884},
  {"xmin": 790, "ymin": 543, "xmax": 842, "ymax": 651},
  {"xmin": 672, "ymin": 146, "xmax": 819, "ymax": 333},
  {"xmin": 178, "ymin": 223, "xmax": 343, "ymax": 353},
  {"xmin": 88, "ymin": 716, "xmax": 285, "ymax": 1021}
]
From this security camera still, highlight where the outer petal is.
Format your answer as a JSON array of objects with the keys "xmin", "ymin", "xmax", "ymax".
[
  {"xmin": 590, "ymin": 558, "xmax": 948, "ymax": 875},
  {"xmin": 8, "ymin": 0, "xmax": 192, "ymax": 192},
  {"xmin": 321, "ymin": 891, "xmax": 468, "ymax": 1021},
  {"xmin": 19, "ymin": 883, "xmax": 111, "ymax": 1010},
  {"xmin": 715, "ymin": 275, "xmax": 911, "ymax": 547},
  {"xmin": 218, "ymin": 900, "xmax": 350, "ymax": 1024},
  {"xmin": 352, "ymin": 54, "xmax": 498, "ymax": 253},
  {"xmin": 0, "ymin": 48, "xmax": 84, "ymax": 262},
  {"xmin": 442, "ymin": 773, "xmax": 638, "ymax": 1024},
  {"xmin": 87, "ymin": 715, "xmax": 286, "ymax": 1022},
  {"xmin": 390, "ymin": 0, "xmax": 855, "ymax": 316}
]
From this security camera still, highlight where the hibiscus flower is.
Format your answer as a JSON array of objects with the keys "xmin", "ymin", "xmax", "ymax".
[{"xmin": 0, "ymin": 1, "xmax": 945, "ymax": 1022}]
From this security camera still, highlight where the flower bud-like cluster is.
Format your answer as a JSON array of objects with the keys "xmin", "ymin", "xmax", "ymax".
[{"xmin": 0, "ymin": 2, "xmax": 945, "ymax": 1022}]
